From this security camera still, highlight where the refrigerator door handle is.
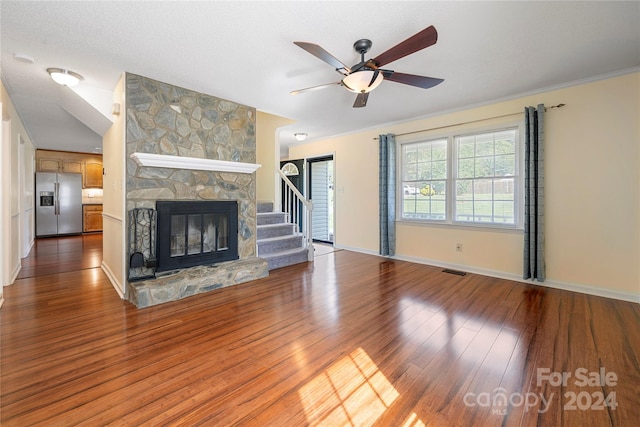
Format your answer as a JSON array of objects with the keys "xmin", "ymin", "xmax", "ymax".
[{"xmin": 54, "ymin": 182, "xmax": 60, "ymax": 215}]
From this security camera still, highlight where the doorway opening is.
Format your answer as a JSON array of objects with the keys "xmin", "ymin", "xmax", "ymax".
[{"xmin": 307, "ymin": 155, "xmax": 334, "ymax": 244}]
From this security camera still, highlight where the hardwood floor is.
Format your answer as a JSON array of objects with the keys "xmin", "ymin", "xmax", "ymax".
[
  {"xmin": 15, "ymin": 233, "xmax": 103, "ymax": 279},
  {"xmin": 1, "ymin": 235, "xmax": 639, "ymax": 426}
]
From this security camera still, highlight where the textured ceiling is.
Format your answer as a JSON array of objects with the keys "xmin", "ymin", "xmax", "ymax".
[{"xmin": 1, "ymin": 1, "xmax": 639, "ymax": 155}]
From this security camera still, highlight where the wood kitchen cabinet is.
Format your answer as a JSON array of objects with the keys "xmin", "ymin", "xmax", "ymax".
[
  {"xmin": 37, "ymin": 157, "xmax": 63, "ymax": 172},
  {"xmin": 83, "ymin": 204, "xmax": 103, "ymax": 233},
  {"xmin": 84, "ymin": 162, "xmax": 103, "ymax": 188},
  {"xmin": 36, "ymin": 150, "xmax": 102, "ymax": 188},
  {"xmin": 62, "ymin": 160, "xmax": 83, "ymax": 174}
]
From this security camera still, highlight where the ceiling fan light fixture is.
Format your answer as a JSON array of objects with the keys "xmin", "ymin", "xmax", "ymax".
[
  {"xmin": 47, "ymin": 68, "xmax": 83, "ymax": 86},
  {"xmin": 294, "ymin": 132, "xmax": 308, "ymax": 142},
  {"xmin": 342, "ymin": 70, "xmax": 384, "ymax": 94}
]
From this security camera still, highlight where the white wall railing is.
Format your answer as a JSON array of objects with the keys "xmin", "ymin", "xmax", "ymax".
[{"xmin": 278, "ymin": 169, "xmax": 313, "ymax": 261}]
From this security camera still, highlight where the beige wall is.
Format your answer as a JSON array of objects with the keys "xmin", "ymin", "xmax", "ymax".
[
  {"xmin": 289, "ymin": 72, "xmax": 640, "ymax": 301},
  {"xmin": 256, "ymin": 111, "xmax": 294, "ymax": 203},
  {"xmin": 101, "ymin": 75, "xmax": 126, "ymax": 297}
]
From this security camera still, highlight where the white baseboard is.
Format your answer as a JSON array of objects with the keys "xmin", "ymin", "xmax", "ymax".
[
  {"xmin": 22, "ymin": 239, "xmax": 34, "ymax": 259},
  {"xmin": 101, "ymin": 262, "xmax": 124, "ymax": 299},
  {"xmin": 9, "ymin": 262, "xmax": 20, "ymax": 284},
  {"xmin": 332, "ymin": 243, "xmax": 380, "ymax": 256},
  {"xmin": 393, "ymin": 254, "xmax": 639, "ymax": 304},
  {"xmin": 330, "ymin": 244, "xmax": 639, "ymax": 304}
]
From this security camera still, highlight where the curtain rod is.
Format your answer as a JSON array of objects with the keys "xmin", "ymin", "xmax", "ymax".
[{"xmin": 373, "ymin": 103, "xmax": 566, "ymax": 140}]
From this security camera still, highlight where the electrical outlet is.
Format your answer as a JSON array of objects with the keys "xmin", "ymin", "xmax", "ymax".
[{"xmin": 456, "ymin": 243, "xmax": 462, "ymax": 252}]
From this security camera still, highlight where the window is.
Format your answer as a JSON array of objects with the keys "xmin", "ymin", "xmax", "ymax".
[
  {"xmin": 400, "ymin": 127, "xmax": 520, "ymax": 228},
  {"xmin": 401, "ymin": 138, "xmax": 447, "ymax": 221}
]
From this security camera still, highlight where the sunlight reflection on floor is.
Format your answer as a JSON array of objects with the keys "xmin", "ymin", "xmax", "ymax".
[
  {"xmin": 299, "ymin": 347, "xmax": 400, "ymax": 425},
  {"xmin": 401, "ymin": 411, "xmax": 426, "ymax": 427}
]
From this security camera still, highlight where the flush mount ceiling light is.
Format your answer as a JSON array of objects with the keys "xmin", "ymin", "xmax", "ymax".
[
  {"xmin": 46, "ymin": 68, "xmax": 83, "ymax": 87},
  {"xmin": 14, "ymin": 53, "xmax": 35, "ymax": 64},
  {"xmin": 294, "ymin": 132, "xmax": 308, "ymax": 142}
]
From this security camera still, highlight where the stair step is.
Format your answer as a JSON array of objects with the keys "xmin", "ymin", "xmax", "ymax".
[
  {"xmin": 258, "ymin": 234, "xmax": 304, "ymax": 255},
  {"xmin": 257, "ymin": 212, "xmax": 287, "ymax": 226},
  {"xmin": 261, "ymin": 247, "xmax": 310, "ymax": 270},
  {"xmin": 257, "ymin": 201, "xmax": 274, "ymax": 213},
  {"xmin": 257, "ymin": 223, "xmax": 295, "ymax": 239}
]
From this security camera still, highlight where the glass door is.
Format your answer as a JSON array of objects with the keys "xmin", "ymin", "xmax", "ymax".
[{"xmin": 308, "ymin": 156, "xmax": 334, "ymax": 243}]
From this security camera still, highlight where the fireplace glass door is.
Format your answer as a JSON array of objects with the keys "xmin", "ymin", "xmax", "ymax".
[
  {"xmin": 170, "ymin": 213, "xmax": 229, "ymax": 257},
  {"xmin": 156, "ymin": 201, "xmax": 238, "ymax": 272}
]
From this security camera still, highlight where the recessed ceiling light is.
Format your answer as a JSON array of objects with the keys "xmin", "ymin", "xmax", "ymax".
[
  {"xmin": 13, "ymin": 53, "xmax": 35, "ymax": 64},
  {"xmin": 47, "ymin": 68, "xmax": 83, "ymax": 87}
]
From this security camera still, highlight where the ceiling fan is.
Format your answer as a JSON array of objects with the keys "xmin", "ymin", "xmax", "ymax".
[{"xmin": 291, "ymin": 25, "xmax": 444, "ymax": 108}]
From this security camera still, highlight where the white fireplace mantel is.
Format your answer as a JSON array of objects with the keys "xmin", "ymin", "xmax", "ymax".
[{"xmin": 130, "ymin": 152, "xmax": 261, "ymax": 174}]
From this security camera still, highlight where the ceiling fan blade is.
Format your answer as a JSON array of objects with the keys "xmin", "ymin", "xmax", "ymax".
[
  {"xmin": 290, "ymin": 82, "xmax": 342, "ymax": 95},
  {"xmin": 382, "ymin": 71, "xmax": 444, "ymax": 89},
  {"xmin": 294, "ymin": 42, "xmax": 351, "ymax": 74},
  {"xmin": 372, "ymin": 26, "xmax": 438, "ymax": 67},
  {"xmin": 353, "ymin": 92, "xmax": 369, "ymax": 108}
]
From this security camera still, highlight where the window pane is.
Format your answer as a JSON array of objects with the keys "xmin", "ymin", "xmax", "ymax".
[
  {"xmin": 475, "ymin": 137, "xmax": 494, "ymax": 156},
  {"xmin": 458, "ymin": 139, "xmax": 474, "ymax": 158},
  {"xmin": 495, "ymin": 137, "xmax": 515, "ymax": 155},
  {"xmin": 458, "ymin": 158, "xmax": 474, "ymax": 178},
  {"xmin": 417, "ymin": 162, "xmax": 432, "ymax": 180},
  {"xmin": 475, "ymin": 157, "xmax": 494, "ymax": 177},
  {"xmin": 418, "ymin": 147, "xmax": 431, "ymax": 162},
  {"xmin": 456, "ymin": 201, "xmax": 474, "ymax": 221},
  {"xmin": 404, "ymin": 162, "xmax": 418, "ymax": 181},
  {"xmin": 453, "ymin": 129, "xmax": 518, "ymax": 226},
  {"xmin": 404, "ymin": 146, "xmax": 417, "ymax": 163},
  {"xmin": 401, "ymin": 139, "xmax": 447, "ymax": 221},
  {"xmin": 494, "ymin": 201, "xmax": 514, "ymax": 224},
  {"xmin": 495, "ymin": 154, "xmax": 515, "ymax": 176},
  {"xmin": 432, "ymin": 142, "xmax": 447, "ymax": 160},
  {"xmin": 432, "ymin": 160, "xmax": 447, "ymax": 179}
]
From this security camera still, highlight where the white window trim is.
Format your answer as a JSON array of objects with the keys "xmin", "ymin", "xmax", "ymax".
[{"xmin": 397, "ymin": 121, "xmax": 524, "ymax": 231}]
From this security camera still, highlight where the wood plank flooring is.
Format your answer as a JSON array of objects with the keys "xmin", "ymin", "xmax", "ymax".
[
  {"xmin": 1, "ymin": 235, "xmax": 639, "ymax": 426},
  {"xmin": 15, "ymin": 233, "xmax": 103, "ymax": 279}
]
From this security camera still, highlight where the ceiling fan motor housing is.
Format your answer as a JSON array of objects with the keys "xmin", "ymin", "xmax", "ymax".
[{"xmin": 353, "ymin": 39, "xmax": 373, "ymax": 55}]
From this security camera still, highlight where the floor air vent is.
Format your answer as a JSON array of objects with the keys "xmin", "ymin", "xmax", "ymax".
[{"xmin": 443, "ymin": 269, "xmax": 467, "ymax": 276}]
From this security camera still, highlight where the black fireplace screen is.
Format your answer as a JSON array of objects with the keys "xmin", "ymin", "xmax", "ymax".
[
  {"xmin": 156, "ymin": 201, "xmax": 238, "ymax": 272},
  {"xmin": 128, "ymin": 208, "xmax": 157, "ymax": 281}
]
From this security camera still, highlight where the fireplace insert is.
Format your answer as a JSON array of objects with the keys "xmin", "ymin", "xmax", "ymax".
[{"xmin": 156, "ymin": 200, "xmax": 239, "ymax": 272}]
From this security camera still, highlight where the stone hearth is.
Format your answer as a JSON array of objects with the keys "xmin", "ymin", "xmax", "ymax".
[{"xmin": 128, "ymin": 258, "xmax": 268, "ymax": 308}]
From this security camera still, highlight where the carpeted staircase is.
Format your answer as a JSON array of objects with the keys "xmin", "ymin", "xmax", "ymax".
[{"xmin": 257, "ymin": 202, "xmax": 312, "ymax": 270}]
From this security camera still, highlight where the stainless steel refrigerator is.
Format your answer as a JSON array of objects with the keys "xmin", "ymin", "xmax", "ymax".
[{"xmin": 36, "ymin": 172, "xmax": 83, "ymax": 237}]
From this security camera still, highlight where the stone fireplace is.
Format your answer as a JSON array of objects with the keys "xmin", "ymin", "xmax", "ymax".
[{"xmin": 124, "ymin": 73, "xmax": 268, "ymax": 308}]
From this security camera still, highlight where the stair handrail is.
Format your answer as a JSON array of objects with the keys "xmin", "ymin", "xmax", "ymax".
[{"xmin": 278, "ymin": 169, "xmax": 313, "ymax": 261}]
